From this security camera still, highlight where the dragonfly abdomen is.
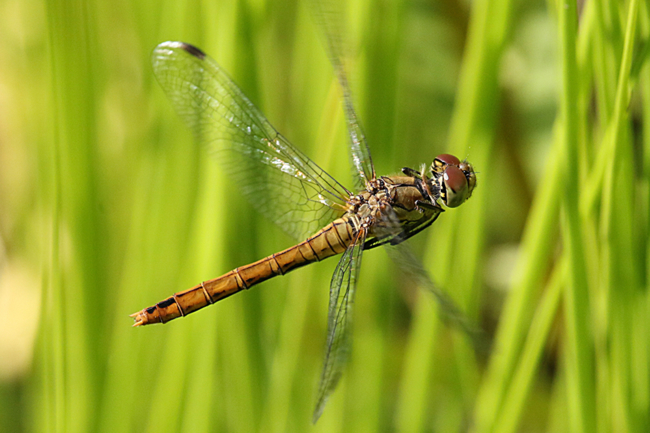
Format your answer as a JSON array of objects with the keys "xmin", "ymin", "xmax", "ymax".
[{"xmin": 131, "ymin": 217, "xmax": 356, "ymax": 326}]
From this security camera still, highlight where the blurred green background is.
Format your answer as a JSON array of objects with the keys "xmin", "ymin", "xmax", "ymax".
[{"xmin": 1, "ymin": 0, "xmax": 649, "ymax": 431}]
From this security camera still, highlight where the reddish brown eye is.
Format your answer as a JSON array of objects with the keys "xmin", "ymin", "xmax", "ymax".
[
  {"xmin": 442, "ymin": 166, "xmax": 469, "ymax": 207},
  {"xmin": 435, "ymin": 154, "xmax": 461, "ymax": 167}
]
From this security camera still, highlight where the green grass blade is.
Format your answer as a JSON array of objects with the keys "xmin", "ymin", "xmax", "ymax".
[{"xmin": 557, "ymin": 0, "xmax": 596, "ymax": 432}]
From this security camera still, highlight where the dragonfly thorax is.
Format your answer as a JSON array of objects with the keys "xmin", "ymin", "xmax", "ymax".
[{"xmin": 348, "ymin": 183, "xmax": 391, "ymax": 218}]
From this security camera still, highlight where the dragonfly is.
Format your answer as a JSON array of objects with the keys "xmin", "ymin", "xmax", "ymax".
[{"xmin": 132, "ymin": 29, "xmax": 476, "ymax": 421}]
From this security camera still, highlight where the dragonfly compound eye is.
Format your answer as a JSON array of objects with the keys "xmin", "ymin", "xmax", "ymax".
[
  {"xmin": 432, "ymin": 153, "xmax": 461, "ymax": 173},
  {"xmin": 442, "ymin": 165, "xmax": 470, "ymax": 208},
  {"xmin": 435, "ymin": 153, "xmax": 461, "ymax": 166}
]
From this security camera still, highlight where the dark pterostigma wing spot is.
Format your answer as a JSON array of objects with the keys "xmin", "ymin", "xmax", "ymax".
[
  {"xmin": 151, "ymin": 41, "xmax": 350, "ymax": 241},
  {"xmin": 179, "ymin": 42, "xmax": 206, "ymax": 60}
]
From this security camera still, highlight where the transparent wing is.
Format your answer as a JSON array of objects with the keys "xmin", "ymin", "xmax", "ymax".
[
  {"xmin": 152, "ymin": 41, "xmax": 352, "ymax": 241},
  {"xmin": 384, "ymin": 242, "xmax": 487, "ymax": 353},
  {"xmin": 308, "ymin": 0, "xmax": 376, "ymax": 189},
  {"xmin": 372, "ymin": 207, "xmax": 487, "ymax": 352},
  {"xmin": 312, "ymin": 227, "xmax": 367, "ymax": 423}
]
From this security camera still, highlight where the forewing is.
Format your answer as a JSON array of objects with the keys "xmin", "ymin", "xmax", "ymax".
[
  {"xmin": 152, "ymin": 41, "xmax": 351, "ymax": 241},
  {"xmin": 312, "ymin": 228, "xmax": 367, "ymax": 423},
  {"xmin": 308, "ymin": 0, "xmax": 376, "ymax": 189}
]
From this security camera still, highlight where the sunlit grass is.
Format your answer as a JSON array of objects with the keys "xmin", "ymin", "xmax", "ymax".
[{"xmin": 0, "ymin": 0, "xmax": 648, "ymax": 432}]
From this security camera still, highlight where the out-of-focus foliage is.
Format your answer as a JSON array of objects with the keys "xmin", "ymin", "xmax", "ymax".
[{"xmin": 0, "ymin": 0, "xmax": 648, "ymax": 432}]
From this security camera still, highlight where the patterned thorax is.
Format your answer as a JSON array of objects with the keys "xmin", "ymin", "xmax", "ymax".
[{"xmin": 341, "ymin": 154, "xmax": 477, "ymax": 249}]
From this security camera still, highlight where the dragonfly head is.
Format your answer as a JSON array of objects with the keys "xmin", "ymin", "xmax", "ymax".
[{"xmin": 430, "ymin": 154, "xmax": 476, "ymax": 208}]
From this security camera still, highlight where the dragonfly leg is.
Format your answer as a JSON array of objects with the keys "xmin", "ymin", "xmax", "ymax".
[
  {"xmin": 401, "ymin": 167, "xmax": 421, "ymax": 178},
  {"xmin": 414, "ymin": 200, "xmax": 439, "ymax": 211}
]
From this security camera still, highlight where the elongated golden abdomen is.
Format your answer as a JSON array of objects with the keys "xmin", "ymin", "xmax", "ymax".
[{"xmin": 131, "ymin": 217, "xmax": 356, "ymax": 326}]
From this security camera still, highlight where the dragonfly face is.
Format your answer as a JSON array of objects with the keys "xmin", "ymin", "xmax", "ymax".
[{"xmin": 431, "ymin": 153, "xmax": 477, "ymax": 208}]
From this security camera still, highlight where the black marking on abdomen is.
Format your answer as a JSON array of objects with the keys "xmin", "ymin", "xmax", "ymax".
[
  {"xmin": 158, "ymin": 297, "xmax": 176, "ymax": 309},
  {"xmin": 304, "ymin": 237, "xmax": 320, "ymax": 261},
  {"xmin": 322, "ymin": 228, "xmax": 336, "ymax": 254},
  {"xmin": 331, "ymin": 221, "xmax": 347, "ymax": 247},
  {"xmin": 271, "ymin": 254, "xmax": 284, "ymax": 275}
]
